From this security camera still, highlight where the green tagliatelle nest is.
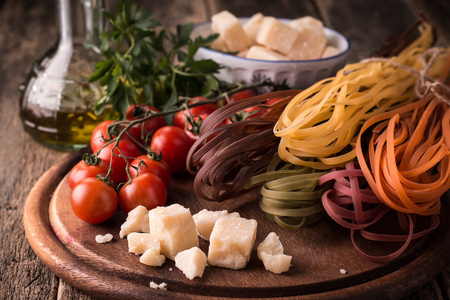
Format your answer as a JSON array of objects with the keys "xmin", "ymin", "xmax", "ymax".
[{"xmin": 245, "ymin": 155, "xmax": 330, "ymax": 230}]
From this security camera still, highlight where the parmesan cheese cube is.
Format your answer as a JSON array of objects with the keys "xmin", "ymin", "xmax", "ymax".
[
  {"xmin": 243, "ymin": 12, "xmax": 264, "ymax": 43},
  {"xmin": 193, "ymin": 209, "xmax": 240, "ymax": 241},
  {"xmin": 257, "ymin": 232, "xmax": 292, "ymax": 274},
  {"xmin": 321, "ymin": 46, "xmax": 340, "ymax": 58},
  {"xmin": 256, "ymin": 17, "xmax": 298, "ymax": 55},
  {"xmin": 208, "ymin": 217, "xmax": 257, "ymax": 270},
  {"xmin": 127, "ymin": 232, "xmax": 160, "ymax": 255},
  {"xmin": 288, "ymin": 16, "xmax": 327, "ymax": 60},
  {"xmin": 174, "ymin": 247, "xmax": 207, "ymax": 280},
  {"xmin": 210, "ymin": 36, "xmax": 229, "ymax": 52},
  {"xmin": 237, "ymin": 49, "xmax": 248, "ymax": 58},
  {"xmin": 258, "ymin": 252, "xmax": 292, "ymax": 274},
  {"xmin": 289, "ymin": 16, "xmax": 324, "ymax": 32},
  {"xmin": 119, "ymin": 205, "xmax": 149, "ymax": 238},
  {"xmin": 246, "ymin": 45, "xmax": 289, "ymax": 61},
  {"xmin": 257, "ymin": 232, "xmax": 284, "ymax": 254},
  {"xmin": 149, "ymin": 204, "xmax": 199, "ymax": 260},
  {"xmin": 211, "ymin": 10, "xmax": 252, "ymax": 52},
  {"xmin": 141, "ymin": 249, "xmax": 166, "ymax": 267}
]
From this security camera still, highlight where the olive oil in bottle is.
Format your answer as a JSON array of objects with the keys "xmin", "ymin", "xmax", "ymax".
[{"xmin": 19, "ymin": 0, "xmax": 109, "ymax": 151}]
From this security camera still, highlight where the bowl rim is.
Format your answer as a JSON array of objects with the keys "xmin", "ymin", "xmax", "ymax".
[{"xmin": 192, "ymin": 17, "xmax": 351, "ymax": 63}]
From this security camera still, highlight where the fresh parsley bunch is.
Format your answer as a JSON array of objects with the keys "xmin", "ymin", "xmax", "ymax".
[{"xmin": 89, "ymin": 1, "xmax": 221, "ymax": 117}]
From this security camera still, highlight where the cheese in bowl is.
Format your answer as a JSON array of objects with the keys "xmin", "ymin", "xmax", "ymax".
[{"xmin": 191, "ymin": 11, "xmax": 350, "ymax": 89}]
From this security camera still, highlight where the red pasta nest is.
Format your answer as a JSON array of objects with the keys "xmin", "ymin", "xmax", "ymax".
[{"xmin": 319, "ymin": 162, "xmax": 440, "ymax": 262}]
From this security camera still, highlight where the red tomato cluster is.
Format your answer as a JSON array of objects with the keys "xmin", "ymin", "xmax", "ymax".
[
  {"xmin": 68, "ymin": 104, "xmax": 195, "ymax": 223},
  {"xmin": 68, "ymin": 92, "xmax": 283, "ymax": 224}
]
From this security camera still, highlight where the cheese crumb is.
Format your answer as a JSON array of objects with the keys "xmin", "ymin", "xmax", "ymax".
[
  {"xmin": 243, "ymin": 12, "xmax": 264, "ymax": 43},
  {"xmin": 321, "ymin": 46, "xmax": 340, "ymax": 58},
  {"xmin": 149, "ymin": 281, "xmax": 167, "ymax": 291},
  {"xmin": 256, "ymin": 17, "xmax": 298, "ymax": 55},
  {"xmin": 193, "ymin": 209, "xmax": 240, "ymax": 241},
  {"xmin": 208, "ymin": 217, "xmax": 257, "ymax": 270},
  {"xmin": 288, "ymin": 16, "xmax": 326, "ymax": 60},
  {"xmin": 95, "ymin": 233, "xmax": 113, "ymax": 244},
  {"xmin": 119, "ymin": 205, "xmax": 149, "ymax": 238},
  {"xmin": 257, "ymin": 232, "xmax": 292, "ymax": 274},
  {"xmin": 246, "ymin": 45, "xmax": 289, "ymax": 61},
  {"xmin": 140, "ymin": 249, "xmax": 166, "ymax": 267},
  {"xmin": 149, "ymin": 204, "xmax": 199, "ymax": 260},
  {"xmin": 211, "ymin": 10, "xmax": 252, "ymax": 52},
  {"xmin": 175, "ymin": 247, "xmax": 208, "ymax": 280},
  {"xmin": 209, "ymin": 36, "xmax": 229, "ymax": 52},
  {"xmin": 340, "ymin": 269, "xmax": 347, "ymax": 274},
  {"xmin": 127, "ymin": 232, "xmax": 160, "ymax": 255}
]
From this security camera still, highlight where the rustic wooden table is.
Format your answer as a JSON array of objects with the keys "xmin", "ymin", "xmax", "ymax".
[{"xmin": 1, "ymin": 0, "xmax": 449, "ymax": 299}]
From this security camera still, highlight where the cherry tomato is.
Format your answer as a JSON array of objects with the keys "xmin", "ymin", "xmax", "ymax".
[
  {"xmin": 243, "ymin": 106, "xmax": 266, "ymax": 119},
  {"xmin": 128, "ymin": 154, "xmax": 172, "ymax": 187},
  {"xmin": 125, "ymin": 105, "xmax": 165, "ymax": 145},
  {"xmin": 173, "ymin": 97, "xmax": 216, "ymax": 129},
  {"xmin": 150, "ymin": 126, "xmax": 191, "ymax": 173},
  {"xmin": 224, "ymin": 96, "xmax": 284, "ymax": 124},
  {"xmin": 228, "ymin": 89, "xmax": 257, "ymax": 103},
  {"xmin": 181, "ymin": 113, "xmax": 211, "ymax": 145},
  {"xmin": 265, "ymin": 97, "xmax": 283, "ymax": 106},
  {"xmin": 98, "ymin": 139, "xmax": 140, "ymax": 185},
  {"xmin": 71, "ymin": 177, "xmax": 118, "ymax": 224},
  {"xmin": 68, "ymin": 157, "xmax": 109, "ymax": 190},
  {"xmin": 225, "ymin": 106, "xmax": 266, "ymax": 124},
  {"xmin": 118, "ymin": 173, "xmax": 167, "ymax": 213},
  {"xmin": 90, "ymin": 120, "xmax": 127, "ymax": 153},
  {"xmin": 184, "ymin": 127, "xmax": 200, "ymax": 145}
]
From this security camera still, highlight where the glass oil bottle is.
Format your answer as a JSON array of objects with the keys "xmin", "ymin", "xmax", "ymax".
[{"xmin": 19, "ymin": 0, "xmax": 109, "ymax": 151}]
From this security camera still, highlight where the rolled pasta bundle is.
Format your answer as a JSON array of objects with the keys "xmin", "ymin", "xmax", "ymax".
[
  {"xmin": 355, "ymin": 52, "xmax": 450, "ymax": 215},
  {"xmin": 245, "ymin": 155, "xmax": 329, "ymax": 230},
  {"xmin": 187, "ymin": 90, "xmax": 300, "ymax": 202},
  {"xmin": 319, "ymin": 162, "xmax": 440, "ymax": 262},
  {"xmin": 274, "ymin": 22, "xmax": 435, "ymax": 170}
]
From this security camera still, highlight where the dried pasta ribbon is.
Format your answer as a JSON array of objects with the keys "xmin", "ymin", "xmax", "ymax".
[
  {"xmin": 245, "ymin": 155, "xmax": 329, "ymax": 230},
  {"xmin": 354, "ymin": 50, "xmax": 450, "ymax": 216},
  {"xmin": 362, "ymin": 47, "xmax": 450, "ymax": 105},
  {"xmin": 356, "ymin": 94, "xmax": 450, "ymax": 215},
  {"xmin": 319, "ymin": 162, "xmax": 440, "ymax": 262},
  {"xmin": 274, "ymin": 22, "xmax": 435, "ymax": 170},
  {"xmin": 186, "ymin": 90, "xmax": 300, "ymax": 202}
]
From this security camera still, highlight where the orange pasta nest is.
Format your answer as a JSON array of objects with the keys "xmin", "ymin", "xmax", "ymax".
[{"xmin": 355, "ymin": 52, "xmax": 450, "ymax": 216}]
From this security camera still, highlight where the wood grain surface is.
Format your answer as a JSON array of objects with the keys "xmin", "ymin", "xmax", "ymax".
[
  {"xmin": 1, "ymin": 0, "xmax": 450, "ymax": 299},
  {"xmin": 23, "ymin": 149, "xmax": 450, "ymax": 299}
]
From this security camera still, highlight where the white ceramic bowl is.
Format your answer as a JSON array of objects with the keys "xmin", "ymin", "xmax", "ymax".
[{"xmin": 191, "ymin": 18, "xmax": 351, "ymax": 89}]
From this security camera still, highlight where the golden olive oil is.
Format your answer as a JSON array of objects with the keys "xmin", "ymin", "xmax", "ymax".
[{"xmin": 20, "ymin": 42, "xmax": 108, "ymax": 151}]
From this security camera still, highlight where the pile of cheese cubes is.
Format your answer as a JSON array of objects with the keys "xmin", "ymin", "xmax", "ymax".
[
  {"xmin": 119, "ymin": 203, "xmax": 292, "ymax": 280},
  {"xmin": 210, "ymin": 10, "xmax": 339, "ymax": 61}
]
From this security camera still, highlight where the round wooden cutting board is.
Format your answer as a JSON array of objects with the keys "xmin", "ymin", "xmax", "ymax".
[{"xmin": 23, "ymin": 149, "xmax": 450, "ymax": 299}]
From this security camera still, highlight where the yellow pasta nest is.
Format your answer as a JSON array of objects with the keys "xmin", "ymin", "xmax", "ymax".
[{"xmin": 274, "ymin": 22, "xmax": 436, "ymax": 169}]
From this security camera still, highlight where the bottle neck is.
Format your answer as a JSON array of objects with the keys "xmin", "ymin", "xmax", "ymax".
[
  {"xmin": 81, "ymin": 0, "xmax": 106, "ymax": 50},
  {"xmin": 57, "ymin": 0, "xmax": 106, "ymax": 50},
  {"xmin": 57, "ymin": 0, "xmax": 72, "ymax": 45}
]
